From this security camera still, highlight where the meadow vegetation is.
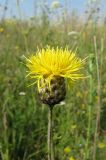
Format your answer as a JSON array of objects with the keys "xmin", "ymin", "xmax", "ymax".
[{"xmin": 0, "ymin": 1, "xmax": 106, "ymax": 160}]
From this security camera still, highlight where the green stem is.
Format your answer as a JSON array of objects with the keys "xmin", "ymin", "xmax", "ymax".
[
  {"xmin": 93, "ymin": 36, "xmax": 101, "ymax": 160},
  {"xmin": 47, "ymin": 106, "xmax": 55, "ymax": 160},
  {"xmin": 85, "ymin": 54, "xmax": 94, "ymax": 160}
]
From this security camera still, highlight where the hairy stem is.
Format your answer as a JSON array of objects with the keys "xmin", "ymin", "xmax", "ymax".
[
  {"xmin": 48, "ymin": 106, "xmax": 54, "ymax": 160},
  {"xmin": 93, "ymin": 36, "xmax": 101, "ymax": 160},
  {"xmin": 85, "ymin": 54, "xmax": 94, "ymax": 160}
]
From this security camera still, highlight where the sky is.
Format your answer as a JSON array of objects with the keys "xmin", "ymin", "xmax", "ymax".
[{"xmin": 0, "ymin": 0, "xmax": 105, "ymax": 19}]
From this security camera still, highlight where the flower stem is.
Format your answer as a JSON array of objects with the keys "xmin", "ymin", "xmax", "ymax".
[
  {"xmin": 85, "ymin": 54, "xmax": 94, "ymax": 160},
  {"xmin": 48, "ymin": 106, "xmax": 55, "ymax": 160}
]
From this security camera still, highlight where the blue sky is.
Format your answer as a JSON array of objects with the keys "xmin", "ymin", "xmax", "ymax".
[{"xmin": 0, "ymin": 0, "xmax": 105, "ymax": 19}]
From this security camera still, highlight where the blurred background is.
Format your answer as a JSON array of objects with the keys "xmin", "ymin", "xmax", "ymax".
[{"xmin": 0, "ymin": 0, "xmax": 106, "ymax": 160}]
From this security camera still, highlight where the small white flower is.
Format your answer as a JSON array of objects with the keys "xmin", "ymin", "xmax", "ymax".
[
  {"xmin": 82, "ymin": 111, "xmax": 86, "ymax": 114},
  {"xmin": 87, "ymin": 0, "xmax": 100, "ymax": 4},
  {"xmin": 68, "ymin": 31, "xmax": 79, "ymax": 36},
  {"xmin": 59, "ymin": 101, "xmax": 66, "ymax": 105},
  {"xmin": 51, "ymin": 1, "xmax": 60, "ymax": 9},
  {"xmin": 19, "ymin": 92, "xmax": 26, "ymax": 96}
]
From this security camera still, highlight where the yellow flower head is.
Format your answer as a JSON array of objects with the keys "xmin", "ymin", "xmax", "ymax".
[
  {"xmin": 0, "ymin": 28, "xmax": 4, "ymax": 33},
  {"xmin": 98, "ymin": 142, "xmax": 106, "ymax": 149},
  {"xmin": 26, "ymin": 46, "xmax": 85, "ymax": 90},
  {"xmin": 69, "ymin": 156, "xmax": 75, "ymax": 160},
  {"xmin": 64, "ymin": 146, "xmax": 71, "ymax": 153},
  {"xmin": 71, "ymin": 124, "xmax": 77, "ymax": 129}
]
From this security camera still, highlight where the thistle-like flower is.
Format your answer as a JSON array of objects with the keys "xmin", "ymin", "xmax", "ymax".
[{"xmin": 26, "ymin": 46, "xmax": 85, "ymax": 105}]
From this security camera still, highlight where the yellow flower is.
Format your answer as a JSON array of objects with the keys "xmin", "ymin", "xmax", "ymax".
[
  {"xmin": 64, "ymin": 146, "xmax": 71, "ymax": 153},
  {"xmin": 69, "ymin": 156, "xmax": 75, "ymax": 160},
  {"xmin": 15, "ymin": 46, "xmax": 19, "ymax": 50},
  {"xmin": 76, "ymin": 91, "xmax": 82, "ymax": 98},
  {"xmin": 71, "ymin": 124, "xmax": 77, "ymax": 129},
  {"xmin": 98, "ymin": 142, "xmax": 106, "ymax": 149},
  {"xmin": 0, "ymin": 28, "xmax": 4, "ymax": 33},
  {"xmin": 26, "ymin": 46, "xmax": 85, "ymax": 90},
  {"xmin": 95, "ymin": 96, "xmax": 100, "ymax": 101}
]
